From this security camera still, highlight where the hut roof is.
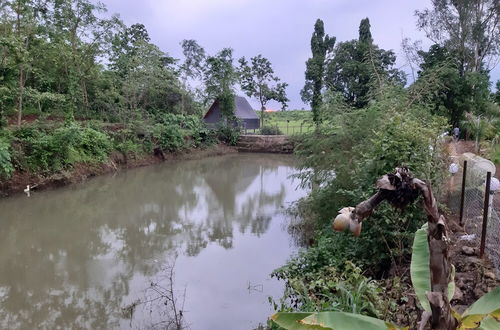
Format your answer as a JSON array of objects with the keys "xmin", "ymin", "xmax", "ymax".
[{"xmin": 204, "ymin": 95, "xmax": 258, "ymax": 120}]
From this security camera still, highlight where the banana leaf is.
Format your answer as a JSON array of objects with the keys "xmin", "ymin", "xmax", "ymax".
[
  {"xmin": 271, "ymin": 311, "xmax": 402, "ymax": 330},
  {"xmin": 458, "ymin": 286, "xmax": 500, "ymax": 329},
  {"xmin": 410, "ymin": 223, "xmax": 455, "ymax": 312}
]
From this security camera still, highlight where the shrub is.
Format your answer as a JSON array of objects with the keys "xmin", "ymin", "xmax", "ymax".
[
  {"xmin": 49, "ymin": 123, "xmax": 112, "ymax": 168},
  {"xmin": 11, "ymin": 123, "xmax": 112, "ymax": 171},
  {"xmin": 271, "ymin": 261, "xmax": 385, "ymax": 317},
  {"xmin": 217, "ymin": 125, "xmax": 240, "ymax": 145},
  {"xmin": 0, "ymin": 137, "xmax": 14, "ymax": 179},
  {"xmin": 153, "ymin": 123, "xmax": 185, "ymax": 151},
  {"xmin": 260, "ymin": 125, "xmax": 283, "ymax": 135}
]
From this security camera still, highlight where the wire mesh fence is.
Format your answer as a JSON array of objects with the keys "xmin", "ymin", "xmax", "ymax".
[
  {"xmin": 243, "ymin": 124, "xmax": 315, "ymax": 136},
  {"xmin": 449, "ymin": 154, "xmax": 500, "ymax": 273}
]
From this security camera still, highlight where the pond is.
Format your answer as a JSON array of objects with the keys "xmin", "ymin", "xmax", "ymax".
[{"xmin": 0, "ymin": 153, "xmax": 307, "ymax": 329}]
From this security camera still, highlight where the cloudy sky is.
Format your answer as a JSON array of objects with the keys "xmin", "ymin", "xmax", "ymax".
[{"xmin": 98, "ymin": 0, "xmax": 498, "ymax": 110}]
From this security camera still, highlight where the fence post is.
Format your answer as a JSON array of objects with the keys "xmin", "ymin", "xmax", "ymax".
[
  {"xmin": 479, "ymin": 171, "xmax": 492, "ymax": 259},
  {"xmin": 459, "ymin": 160, "xmax": 467, "ymax": 226}
]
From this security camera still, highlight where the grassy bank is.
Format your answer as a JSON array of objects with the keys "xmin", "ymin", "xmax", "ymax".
[{"xmin": 0, "ymin": 115, "xmax": 239, "ymax": 196}]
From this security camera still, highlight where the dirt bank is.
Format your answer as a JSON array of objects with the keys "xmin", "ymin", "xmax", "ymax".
[
  {"xmin": 236, "ymin": 135, "xmax": 295, "ymax": 153},
  {"xmin": 0, "ymin": 144, "xmax": 237, "ymax": 198}
]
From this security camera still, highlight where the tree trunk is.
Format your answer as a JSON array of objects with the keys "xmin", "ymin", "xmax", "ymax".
[{"xmin": 17, "ymin": 67, "xmax": 25, "ymax": 127}]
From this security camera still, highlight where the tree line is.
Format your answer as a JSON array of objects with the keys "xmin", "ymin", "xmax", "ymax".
[
  {"xmin": 0, "ymin": 0, "xmax": 289, "ymax": 127},
  {"xmin": 302, "ymin": 0, "xmax": 499, "ymax": 129}
]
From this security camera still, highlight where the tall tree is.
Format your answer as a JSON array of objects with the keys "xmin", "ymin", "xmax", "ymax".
[
  {"xmin": 415, "ymin": 43, "xmax": 490, "ymax": 126},
  {"xmin": 110, "ymin": 23, "xmax": 151, "ymax": 78},
  {"xmin": 180, "ymin": 39, "xmax": 206, "ymax": 83},
  {"xmin": 415, "ymin": 0, "xmax": 500, "ymax": 75},
  {"xmin": 179, "ymin": 39, "xmax": 206, "ymax": 112},
  {"xmin": 325, "ymin": 18, "xmax": 406, "ymax": 108},
  {"xmin": 238, "ymin": 54, "xmax": 288, "ymax": 126},
  {"xmin": 301, "ymin": 19, "xmax": 335, "ymax": 125},
  {"xmin": 47, "ymin": 0, "xmax": 119, "ymax": 116},
  {"xmin": 203, "ymin": 48, "xmax": 237, "ymax": 123},
  {"xmin": 4, "ymin": 0, "xmax": 47, "ymax": 126}
]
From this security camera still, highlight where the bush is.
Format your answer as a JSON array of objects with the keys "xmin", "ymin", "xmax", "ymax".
[
  {"xmin": 50, "ymin": 123, "xmax": 112, "ymax": 166},
  {"xmin": 217, "ymin": 125, "xmax": 240, "ymax": 145},
  {"xmin": 260, "ymin": 125, "xmax": 283, "ymax": 135},
  {"xmin": 0, "ymin": 137, "xmax": 14, "ymax": 179},
  {"xmin": 11, "ymin": 122, "xmax": 112, "ymax": 171},
  {"xmin": 271, "ymin": 261, "xmax": 385, "ymax": 317},
  {"xmin": 153, "ymin": 123, "xmax": 185, "ymax": 152}
]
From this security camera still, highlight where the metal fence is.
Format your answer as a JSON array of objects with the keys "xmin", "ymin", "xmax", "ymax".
[
  {"xmin": 449, "ymin": 155, "xmax": 500, "ymax": 273},
  {"xmin": 243, "ymin": 124, "xmax": 315, "ymax": 136}
]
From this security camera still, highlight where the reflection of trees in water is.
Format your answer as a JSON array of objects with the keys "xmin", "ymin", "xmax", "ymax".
[{"xmin": 0, "ymin": 154, "xmax": 297, "ymax": 328}]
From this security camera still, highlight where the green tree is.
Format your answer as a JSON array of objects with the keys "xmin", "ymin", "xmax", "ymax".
[
  {"xmin": 180, "ymin": 39, "xmax": 206, "ymax": 83},
  {"xmin": 416, "ymin": 44, "xmax": 490, "ymax": 126},
  {"xmin": 110, "ymin": 23, "xmax": 151, "ymax": 78},
  {"xmin": 203, "ymin": 48, "xmax": 237, "ymax": 123},
  {"xmin": 301, "ymin": 19, "xmax": 335, "ymax": 126},
  {"xmin": 47, "ymin": 0, "xmax": 119, "ymax": 116},
  {"xmin": 325, "ymin": 18, "xmax": 406, "ymax": 108},
  {"xmin": 2, "ymin": 0, "xmax": 45, "ymax": 126},
  {"xmin": 179, "ymin": 39, "xmax": 206, "ymax": 112},
  {"xmin": 238, "ymin": 54, "xmax": 288, "ymax": 126},
  {"xmin": 495, "ymin": 80, "xmax": 500, "ymax": 104},
  {"xmin": 415, "ymin": 0, "xmax": 500, "ymax": 75}
]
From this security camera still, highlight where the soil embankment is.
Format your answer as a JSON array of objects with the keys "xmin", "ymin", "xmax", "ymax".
[
  {"xmin": 236, "ymin": 135, "xmax": 294, "ymax": 153},
  {"xmin": 0, "ymin": 144, "xmax": 237, "ymax": 197}
]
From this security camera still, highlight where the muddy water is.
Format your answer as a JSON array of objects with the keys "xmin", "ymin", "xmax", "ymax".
[{"xmin": 0, "ymin": 153, "xmax": 306, "ymax": 329}]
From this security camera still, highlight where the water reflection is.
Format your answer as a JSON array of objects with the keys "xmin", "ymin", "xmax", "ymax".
[{"xmin": 0, "ymin": 153, "xmax": 305, "ymax": 329}]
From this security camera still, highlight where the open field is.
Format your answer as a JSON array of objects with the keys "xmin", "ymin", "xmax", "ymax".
[{"xmin": 256, "ymin": 110, "xmax": 314, "ymax": 135}]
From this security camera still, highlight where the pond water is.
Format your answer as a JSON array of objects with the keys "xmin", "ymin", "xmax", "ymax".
[{"xmin": 0, "ymin": 153, "xmax": 307, "ymax": 329}]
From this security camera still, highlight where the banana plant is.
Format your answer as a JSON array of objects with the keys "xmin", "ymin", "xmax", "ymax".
[
  {"xmin": 271, "ymin": 257, "xmax": 500, "ymax": 329},
  {"xmin": 271, "ymin": 168, "xmax": 500, "ymax": 329}
]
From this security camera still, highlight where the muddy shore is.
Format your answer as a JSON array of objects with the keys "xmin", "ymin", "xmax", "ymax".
[{"xmin": 0, "ymin": 144, "xmax": 237, "ymax": 198}]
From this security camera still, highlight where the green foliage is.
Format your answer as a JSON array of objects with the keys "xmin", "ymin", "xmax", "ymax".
[
  {"xmin": 326, "ymin": 18, "xmax": 406, "ymax": 108},
  {"xmin": 260, "ymin": 125, "xmax": 283, "ymax": 135},
  {"xmin": 301, "ymin": 19, "xmax": 336, "ymax": 125},
  {"xmin": 203, "ymin": 48, "xmax": 237, "ymax": 108},
  {"xmin": 415, "ymin": 0, "xmax": 499, "ymax": 74},
  {"xmin": 273, "ymin": 86, "xmax": 449, "ymax": 317},
  {"xmin": 217, "ymin": 125, "xmax": 240, "ymax": 146},
  {"xmin": 272, "ymin": 230, "xmax": 500, "ymax": 330},
  {"xmin": 239, "ymin": 54, "xmax": 289, "ymax": 125},
  {"xmin": 490, "ymin": 144, "xmax": 500, "ymax": 164},
  {"xmin": 415, "ymin": 44, "xmax": 492, "ymax": 127},
  {"xmin": 272, "ymin": 261, "xmax": 385, "ymax": 318},
  {"xmin": 152, "ymin": 123, "xmax": 185, "ymax": 152},
  {"xmin": 263, "ymin": 111, "xmax": 315, "ymax": 135},
  {"xmin": 218, "ymin": 89, "xmax": 236, "ymax": 122},
  {"xmin": 0, "ymin": 1, "xmax": 198, "ymax": 124},
  {"xmin": 0, "ymin": 136, "xmax": 14, "ymax": 179},
  {"xmin": 11, "ymin": 122, "xmax": 111, "ymax": 172},
  {"xmin": 460, "ymin": 286, "xmax": 500, "ymax": 330},
  {"xmin": 410, "ymin": 223, "xmax": 455, "ymax": 312},
  {"xmin": 271, "ymin": 311, "xmax": 400, "ymax": 330}
]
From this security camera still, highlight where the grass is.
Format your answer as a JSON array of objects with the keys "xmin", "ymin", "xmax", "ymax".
[{"xmin": 258, "ymin": 110, "xmax": 314, "ymax": 135}]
